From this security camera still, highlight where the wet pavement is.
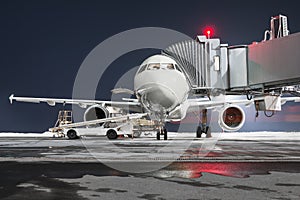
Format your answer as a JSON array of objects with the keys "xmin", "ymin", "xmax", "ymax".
[{"xmin": 0, "ymin": 132, "xmax": 299, "ymax": 199}]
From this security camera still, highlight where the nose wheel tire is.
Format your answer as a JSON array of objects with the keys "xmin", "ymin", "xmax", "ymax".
[
  {"xmin": 156, "ymin": 131, "xmax": 160, "ymax": 140},
  {"xmin": 163, "ymin": 128, "xmax": 168, "ymax": 140}
]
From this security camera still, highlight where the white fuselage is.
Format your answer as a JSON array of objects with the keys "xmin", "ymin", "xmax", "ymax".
[{"xmin": 134, "ymin": 55, "xmax": 190, "ymax": 120}]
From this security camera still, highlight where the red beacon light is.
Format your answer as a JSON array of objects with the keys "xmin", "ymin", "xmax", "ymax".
[{"xmin": 203, "ymin": 27, "xmax": 214, "ymax": 39}]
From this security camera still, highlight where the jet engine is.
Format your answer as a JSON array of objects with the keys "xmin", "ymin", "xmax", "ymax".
[
  {"xmin": 84, "ymin": 105, "xmax": 109, "ymax": 126},
  {"xmin": 219, "ymin": 105, "xmax": 245, "ymax": 132}
]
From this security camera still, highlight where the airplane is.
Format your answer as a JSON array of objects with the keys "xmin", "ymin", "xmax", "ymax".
[{"xmin": 9, "ymin": 54, "xmax": 300, "ymax": 140}]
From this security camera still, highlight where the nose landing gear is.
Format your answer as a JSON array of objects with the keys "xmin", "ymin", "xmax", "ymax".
[{"xmin": 156, "ymin": 127, "xmax": 168, "ymax": 140}]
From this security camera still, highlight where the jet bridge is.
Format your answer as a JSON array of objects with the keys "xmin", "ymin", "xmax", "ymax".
[
  {"xmin": 163, "ymin": 15, "xmax": 300, "ymax": 96},
  {"xmin": 229, "ymin": 32, "xmax": 300, "ymax": 91}
]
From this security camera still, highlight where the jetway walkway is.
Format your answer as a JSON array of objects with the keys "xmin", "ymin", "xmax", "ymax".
[
  {"xmin": 163, "ymin": 15, "xmax": 300, "ymax": 96},
  {"xmin": 229, "ymin": 32, "xmax": 300, "ymax": 91}
]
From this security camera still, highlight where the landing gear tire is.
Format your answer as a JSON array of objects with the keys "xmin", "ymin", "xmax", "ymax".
[
  {"xmin": 106, "ymin": 129, "xmax": 118, "ymax": 140},
  {"xmin": 196, "ymin": 126, "xmax": 211, "ymax": 138},
  {"xmin": 196, "ymin": 126, "xmax": 202, "ymax": 138},
  {"xmin": 205, "ymin": 126, "xmax": 212, "ymax": 138},
  {"xmin": 156, "ymin": 131, "xmax": 160, "ymax": 140},
  {"xmin": 67, "ymin": 129, "xmax": 79, "ymax": 140},
  {"xmin": 163, "ymin": 128, "xmax": 168, "ymax": 140}
]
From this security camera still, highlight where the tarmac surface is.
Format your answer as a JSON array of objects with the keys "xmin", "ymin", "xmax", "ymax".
[{"xmin": 0, "ymin": 131, "xmax": 299, "ymax": 199}]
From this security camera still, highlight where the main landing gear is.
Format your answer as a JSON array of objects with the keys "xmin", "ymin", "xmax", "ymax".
[
  {"xmin": 196, "ymin": 125, "xmax": 211, "ymax": 138},
  {"xmin": 196, "ymin": 109, "xmax": 212, "ymax": 138},
  {"xmin": 156, "ymin": 127, "xmax": 168, "ymax": 140}
]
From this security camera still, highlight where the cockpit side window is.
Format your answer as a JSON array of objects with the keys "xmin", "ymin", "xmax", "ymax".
[
  {"xmin": 175, "ymin": 64, "xmax": 182, "ymax": 72},
  {"xmin": 147, "ymin": 63, "xmax": 160, "ymax": 70},
  {"xmin": 138, "ymin": 64, "xmax": 148, "ymax": 73}
]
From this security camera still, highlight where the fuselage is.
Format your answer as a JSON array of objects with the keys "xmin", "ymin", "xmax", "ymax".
[{"xmin": 134, "ymin": 55, "xmax": 190, "ymax": 120}]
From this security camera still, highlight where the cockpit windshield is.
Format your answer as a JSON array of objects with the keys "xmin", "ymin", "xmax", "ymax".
[
  {"xmin": 147, "ymin": 63, "xmax": 176, "ymax": 70},
  {"xmin": 138, "ymin": 63, "xmax": 179, "ymax": 74},
  {"xmin": 161, "ymin": 63, "xmax": 175, "ymax": 70},
  {"xmin": 147, "ymin": 63, "xmax": 160, "ymax": 70}
]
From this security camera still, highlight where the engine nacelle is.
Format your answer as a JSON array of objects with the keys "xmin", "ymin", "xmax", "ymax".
[
  {"xmin": 219, "ymin": 105, "xmax": 245, "ymax": 132},
  {"xmin": 84, "ymin": 105, "xmax": 109, "ymax": 126}
]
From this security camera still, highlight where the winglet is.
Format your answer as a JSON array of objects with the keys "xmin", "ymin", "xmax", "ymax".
[{"xmin": 9, "ymin": 94, "xmax": 14, "ymax": 104}]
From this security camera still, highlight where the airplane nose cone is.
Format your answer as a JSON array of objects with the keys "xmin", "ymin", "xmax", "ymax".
[{"xmin": 139, "ymin": 85, "xmax": 178, "ymax": 112}]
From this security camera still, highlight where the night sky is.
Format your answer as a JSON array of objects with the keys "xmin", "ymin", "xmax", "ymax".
[{"xmin": 1, "ymin": 0, "xmax": 300, "ymax": 132}]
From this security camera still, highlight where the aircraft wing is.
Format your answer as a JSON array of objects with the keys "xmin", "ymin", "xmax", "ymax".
[
  {"xmin": 280, "ymin": 96, "xmax": 300, "ymax": 105},
  {"xmin": 59, "ymin": 113, "xmax": 147, "ymax": 128},
  {"xmin": 224, "ymin": 96, "xmax": 300, "ymax": 106},
  {"xmin": 9, "ymin": 94, "xmax": 141, "ymax": 110},
  {"xmin": 187, "ymin": 96, "xmax": 300, "ymax": 110}
]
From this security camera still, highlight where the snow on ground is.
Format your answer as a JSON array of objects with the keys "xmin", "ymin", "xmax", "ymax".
[
  {"xmin": 0, "ymin": 131, "xmax": 56, "ymax": 138},
  {"xmin": 213, "ymin": 131, "xmax": 300, "ymax": 141},
  {"xmin": 0, "ymin": 131, "xmax": 299, "ymax": 141}
]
